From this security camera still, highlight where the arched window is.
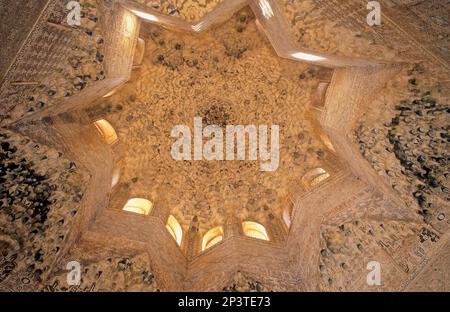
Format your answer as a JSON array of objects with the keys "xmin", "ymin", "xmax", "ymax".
[
  {"xmin": 282, "ymin": 208, "xmax": 292, "ymax": 229},
  {"xmin": 202, "ymin": 226, "xmax": 224, "ymax": 251},
  {"xmin": 133, "ymin": 38, "xmax": 145, "ymax": 66},
  {"xmin": 320, "ymin": 133, "xmax": 336, "ymax": 152},
  {"xmin": 94, "ymin": 119, "xmax": 118, "ymax": 145},
  {"xmin": 242, "ymin": 221, "xmax": 270, "ymax": 241},
  {"xmin": 302, "ymin": 168, "xmax": 330, "ymax": 188},
  {"xmin": 166, "ymin": 215, "xmax": 183, "ymax": 246},
  {"xmin": 103, "ymin": 88, "xmax": 117, "ymax": 98},
  {"xmin": 123, "ymin": 198, "xmax": 153, "ymax": 215},
  {"xmin": 123, "ymin": 10, "xmax": 138, "ymax": 38},
  {"xmin": 111, "ymin": 167, "xmax": 121, "ymax": 188},
  {"xmin": 313, "ymin": 82, "xmax": 329, "ymax": 108}
]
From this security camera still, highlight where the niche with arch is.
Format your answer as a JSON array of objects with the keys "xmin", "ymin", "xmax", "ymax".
[
  {"xmin": 166, "ymin": 215, "xmax": 183, "ymax": 246},
  {"xmin": 242, "ymin": 221, "xmax": 270, "ymax": 241},
  {"xmin": 202, "ymin": 226, "xmax": 224, "ymax": 251},
  {"xmin": 319, "ymin": 133, "xmax": 336, "ymax": 152},
  {"xmin": 94, "ymin": 119, "xmax": 118, "ymax": 145},
  {"xmin": 122, "ymin": 198, "xmax": 153, "ymax": 215},
  {"xmin": 111, "ymin": 166, "xmax": 121, "ymax": 188},
  {"xmin": 313, "ymin": 82, "xmax": 330, "ymax": 108},
  {"xmin": 283, "ymin": 208, "xmax": 292, "ymax": 229},
  {"xmin": 302, "ymin": 168, "xmax": 330, "ymax": 189}
]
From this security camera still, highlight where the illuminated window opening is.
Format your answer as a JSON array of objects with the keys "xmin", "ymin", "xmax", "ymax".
[
  {"xmin": 123, "ymin": 11, "xmax": 138, "ymax": 38},
  {"xmin": 242, "ymin": 221, "xmax": 269, "ymax": 241},
  {"xmin": 166, "ymin": 215, "xmax": 183, "ymax": 246},
  {"xmin": 291, "ymin": 52, "xmax": 326, "ymax": 62},
  {"xmin": 103, "ymin": 89, "xmax": 117, "ymax": 98},
  {"xmin": 111, "ymin": 167, "xmax": 121, "ymax": 188},
  {"xmin": 259, "ymin": 0, "xmax": 274, "ymax": 19},
  {"xmin": 133, "ymin": 37, "xmax": 145, "ymax": 66},
  {"xmin": 283, "ymin": 208, "xmax": 292, "ymax": 229},
  {"xmin": 123, "ymin": 198, "xmax": 153, "ymax": 215},
  {"xmin": 311, "ymin": 172, "xmax": 330, "ymax": 186},
  {"xmin": 103, "ymin": 83, "xmax": 125, "ymax": 98},
  {"xmin": 314, "ymin": 82, "xmax": 329, "ymax": 108},
  {"xmin": 302, "ymin": 168, "xmax": 330, "ymax": 188},
  {"xmin": 202, "ymin": 226, "xmax": 224, "ymax": 251},
  {"xmin": 130, "ymin": 9, "xmax": 160, "ymax": 22},
  {"xmin": 319, "ymin": 133, "xmax": 336, "ymax": 152},
  {"xmin": 94, "ymin": 119, "xmax": 118, "ymax": 145}
]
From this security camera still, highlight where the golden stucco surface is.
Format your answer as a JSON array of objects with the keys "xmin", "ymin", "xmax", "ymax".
[{"xmin": 105, "ymin": 8, "xmax": 336, "ymax": 229}]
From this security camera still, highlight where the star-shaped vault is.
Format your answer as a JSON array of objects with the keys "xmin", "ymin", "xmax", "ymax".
[{"xmin": 6, "ymin": 0, "xmax": 438, "ymax": 292}]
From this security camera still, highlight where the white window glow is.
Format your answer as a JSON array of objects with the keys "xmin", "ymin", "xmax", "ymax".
[
  {"xmin": 130, "ymin": 9, "xmax": 159, "ymax": 22},
  {"xmin": 259, "ymin": 0, "xmax": 274, "ymax": 19},
  {"xmin": 291, "ymin": 52, "xmax": 326, "ymax": 62}
]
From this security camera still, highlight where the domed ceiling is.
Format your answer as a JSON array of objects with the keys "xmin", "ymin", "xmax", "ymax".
[
  {"xmin": 103, "ymin": 7, "xmax": 337, "ymax": 230},
  {"xmin": 0, "ymin": 0, "xmax": 448, "ymax": 293}
]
